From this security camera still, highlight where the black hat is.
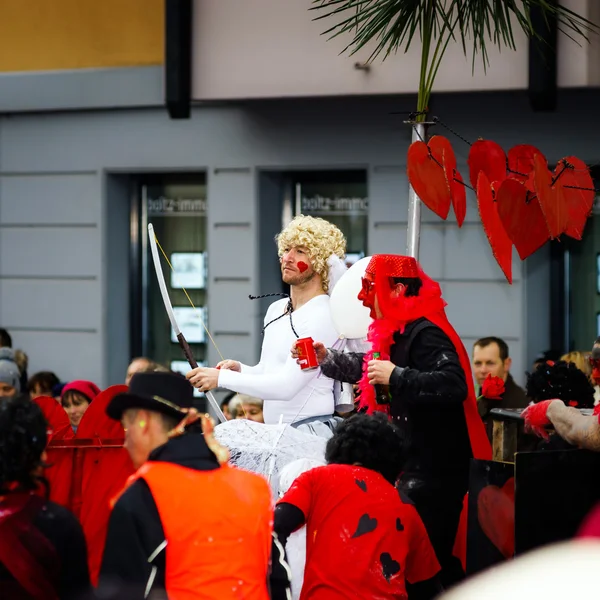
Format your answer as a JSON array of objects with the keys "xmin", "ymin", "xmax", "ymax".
[{"xmin": 106, "ymin": 371, "xmax": 194, "ymax": 421}]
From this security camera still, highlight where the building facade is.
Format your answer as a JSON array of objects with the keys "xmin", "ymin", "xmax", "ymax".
[{"xmin": 0, "ymin": 0, "xmax": 599, "ymax": 388}]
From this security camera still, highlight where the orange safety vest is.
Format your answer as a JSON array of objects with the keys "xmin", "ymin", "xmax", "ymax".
[{"xmin": 126, "ymin": 461, "xmax": 273, "ymax": 600}]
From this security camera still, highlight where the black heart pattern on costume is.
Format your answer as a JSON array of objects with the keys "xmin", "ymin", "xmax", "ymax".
[
  {"xmin": 355, "ymin": 479, "xmax": 367, "ymax": 492},
  {"xmin": 396, "ymin": 518, "xmax": 404, "ymax": 531},
  {"xmin": 380, "ymin": 552, "xmax": 401, "ymax": 582},
  {"xmin": 351, "ymin": 514, "xmax": 378, "ymax": 538}
]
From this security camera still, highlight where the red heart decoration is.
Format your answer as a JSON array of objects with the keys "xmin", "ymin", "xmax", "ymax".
[
  {"xmin": 560, "ymin": 156, "xmax": 594, "ymax": 240},
  {"xmin": 496, "ymin": 178, "xmax": 550, "ymax": 260},
  {"xmin": 429, "ymin": 135, "xmax": 467, "ymax": 226},
  {"xmin": 477, "ymin": 477, "xmax": 515, "ymax": 559},
  {"xmin": 533, "ymin": 154, "xmax": 568, "ymax": 238},
  {"xmin": 507, "ymin": 144, "xmax": 544, "ymax": 186},
  {"xmin": 407, "ymin": 140, "xmax": 452, "ymax": 220},
  {"xmin": 477, "ymin": 172, "xmax": 513, "ymax": 284},
  {"xmin": 450, "ymin": 168, "xmax": 467, "ymax": 227},
  {"xmin": 468, "ymin": 139, "xmax": 507, "ymax": 191}
]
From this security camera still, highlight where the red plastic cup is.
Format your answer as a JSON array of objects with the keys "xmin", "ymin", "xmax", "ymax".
[{"xmin": 296, "ymin": 337, "xmax": 319, "ymax": 370}]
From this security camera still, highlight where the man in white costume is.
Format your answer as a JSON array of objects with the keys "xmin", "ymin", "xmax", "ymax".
[{"xmin": 187, "ymin": 215, "xmax": 347, "ymax": 438}]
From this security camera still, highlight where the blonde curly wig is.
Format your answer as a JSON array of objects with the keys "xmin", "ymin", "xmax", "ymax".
[{"xmin": 276, "ymin": 215, "xmax": 346, "ymax": 293}]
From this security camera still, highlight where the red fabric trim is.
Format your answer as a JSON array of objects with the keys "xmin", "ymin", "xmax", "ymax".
[
  {"xmin": 0, "ymin": 493, "xmax": 60, "ymax": 600},
  {"xmin": 452, "ymin": 493, "xmax": 468, "ymax": 572},
  {"xmin": 425, "ymin": 310, "xmax": 492, "ymax": 460}
]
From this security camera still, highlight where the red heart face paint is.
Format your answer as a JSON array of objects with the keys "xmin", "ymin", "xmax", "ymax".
[{"xmin": 297, "ymin": 261, "xmax": 309, "ymax": 273}]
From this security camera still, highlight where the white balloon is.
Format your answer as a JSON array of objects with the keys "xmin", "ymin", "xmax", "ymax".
[
  {"xmin": 329, "ymin": 256, "xmax": 373, "ymax": 339},
  {"xmin": 441, "ymin": 540, "xmax": 600, "ymax": 600}
]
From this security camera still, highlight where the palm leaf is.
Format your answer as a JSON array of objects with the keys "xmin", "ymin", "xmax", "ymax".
[
  {"xmin": 312, "ymin": 0, "xmax": 596, "ymax": 63},
  {"xmin": 311, "ymin": 0, "xmax": 598, "ymax": 114}
]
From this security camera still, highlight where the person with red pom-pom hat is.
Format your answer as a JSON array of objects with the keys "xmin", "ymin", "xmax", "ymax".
[{"xmin": 305, "ymin": 254, "xmax": 491, "ymax": 588}]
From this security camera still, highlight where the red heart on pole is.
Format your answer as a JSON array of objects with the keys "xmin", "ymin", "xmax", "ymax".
[
  {"xmin": 450, "ymin": 167, "xmax": 467, "ymax": 227},
  {"xmin": 560, "ymin": 156, "xmax": 595, "ymax": 240},
  {"xmin": 428, "ymin": 135, "xmax": 467, "ymax": 226},
  {"xmin": 507, "ymin": 144, "xmax": 544, "ymax": 186},
  {"xmin": 533, "ymin": 154, "xmax": 569, "ymax": 239},
  {"xmin": 477, "ymin": 477, "xmax": 515, "ymax": 559},
  {"xmin": 477, "ymin": 172, "xmax": 513, "ymax": 284},
  {"xmin": 496, "ymin": 178, "xmax": 550, "ymax": 260},
  {"xmin": 468, "ymin": 139, "xmax": 507, "ymax": 191},
  {"xmin": 407, "ymin": 139, "xmax": 451, "ymax": 220}
]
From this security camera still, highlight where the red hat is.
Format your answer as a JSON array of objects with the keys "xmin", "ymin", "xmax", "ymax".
[
  {"xmin": 61, "ymin": 380, "xmax": 101, "ymax": 403},
  {"xmin": 365, "ymin": 254, "xmax": 419, "ymax": 278}
]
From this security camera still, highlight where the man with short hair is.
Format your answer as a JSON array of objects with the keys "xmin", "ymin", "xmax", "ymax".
[
  {"xmin": 99, "ymin": 371, "xmax": 286, "ymax": 599},
  {"xmin": 472, "ymin": 336, "xmax": 529, "ymax": 423},
  {"xmin": 125, "ymin": 356, "xmax": 158, "ymax": 386},
  {"xmin": 187, "ymin": 215, "xmax": 347, "ymax": 437}
]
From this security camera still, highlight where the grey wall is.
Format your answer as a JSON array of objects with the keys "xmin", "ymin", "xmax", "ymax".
[{"xmin": 1, "ymin": 89, "xmax": 598, "ymax": 386}]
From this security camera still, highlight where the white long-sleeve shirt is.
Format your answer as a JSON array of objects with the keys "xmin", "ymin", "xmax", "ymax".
[{"xmin": 218, "ymin": 295, "xmax": 340, "ymax": 425}]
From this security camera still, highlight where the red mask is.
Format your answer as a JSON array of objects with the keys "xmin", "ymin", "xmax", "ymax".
[{"xmin": 358, "ymin": 276, "xmax": 377, "ymax": 318}]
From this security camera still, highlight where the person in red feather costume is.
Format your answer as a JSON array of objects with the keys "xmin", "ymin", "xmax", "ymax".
[{"xmin": 308, "ymin": 254, "xmax": 491, "ymax": 587}]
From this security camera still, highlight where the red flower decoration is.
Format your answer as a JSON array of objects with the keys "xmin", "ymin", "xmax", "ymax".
[{"xmin": 481, "ymin": 374, "xmax": 505, "ymax": 400}]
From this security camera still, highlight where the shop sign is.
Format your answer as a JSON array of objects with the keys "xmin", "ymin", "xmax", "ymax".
[
  {"xmin": 148, "ymin": 196, "xmax": 207, "ymax": 215},
  {"xmin": 301, "ymin": 195, "xmax": 368, "ymax": 214}
]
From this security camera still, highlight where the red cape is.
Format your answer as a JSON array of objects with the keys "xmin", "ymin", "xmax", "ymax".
[{"xmin": 426, "ymin": 310, "xmax": 492, "ymax": 461}]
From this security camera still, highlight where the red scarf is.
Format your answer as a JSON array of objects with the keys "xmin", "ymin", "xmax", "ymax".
[{"xmin": 357, "ymin": 265, "xmax": 491, "ymax": 461}]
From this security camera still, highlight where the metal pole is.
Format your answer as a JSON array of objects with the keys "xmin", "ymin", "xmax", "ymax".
[{"xmin": 406, "ymin": 122, "xmax": 430, "ymax": 259}]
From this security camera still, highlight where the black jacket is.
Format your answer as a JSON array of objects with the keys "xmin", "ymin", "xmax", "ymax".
[
  {"xmin": 98, "ymin": 432, "xmax": 291, "ymax": 600},
  {"xmin": 0, "ymin": 496, "xmax": 92, "ymax": 600},
  {"xmin": 321, "ymin": 317, "xmax": 472, "ymax": 479}
]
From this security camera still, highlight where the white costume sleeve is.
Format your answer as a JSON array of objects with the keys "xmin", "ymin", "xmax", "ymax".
[
  {"xmin": 218, "ymin": 300, "xmax": 338, "ymax": 401},
  {"xmin": 230, "ymin": 301, "xmax": 280, "ymax": 375},
  {"xmin": 238, "ymin": 361, "xmax": 265, "ymax": 375},
  {"xmin": 218, "ymin": 353, "xmax": 318, "ymax": 401}
]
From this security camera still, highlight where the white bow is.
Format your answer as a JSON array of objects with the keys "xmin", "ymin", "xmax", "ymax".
[{"xmin": 147, "ymin": 224, "xmax": 226, "ymax": 422}]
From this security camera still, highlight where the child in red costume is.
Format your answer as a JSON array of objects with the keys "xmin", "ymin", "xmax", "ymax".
[
  {"xmin": 272, "ymin": 413, "xmax": 441, "ymax": 600},
  {"xmin": 312, "ymin": 254, "xmax": 491, "ymax": 588}
]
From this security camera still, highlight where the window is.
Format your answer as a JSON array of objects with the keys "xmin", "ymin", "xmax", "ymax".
[
  {"xmin": 139, "ymin": 175, "xmax": 208, "ymax": 373},
  {"xmin": 292, "ymin": 170, "xmax": 368, "ymax": 261}
]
